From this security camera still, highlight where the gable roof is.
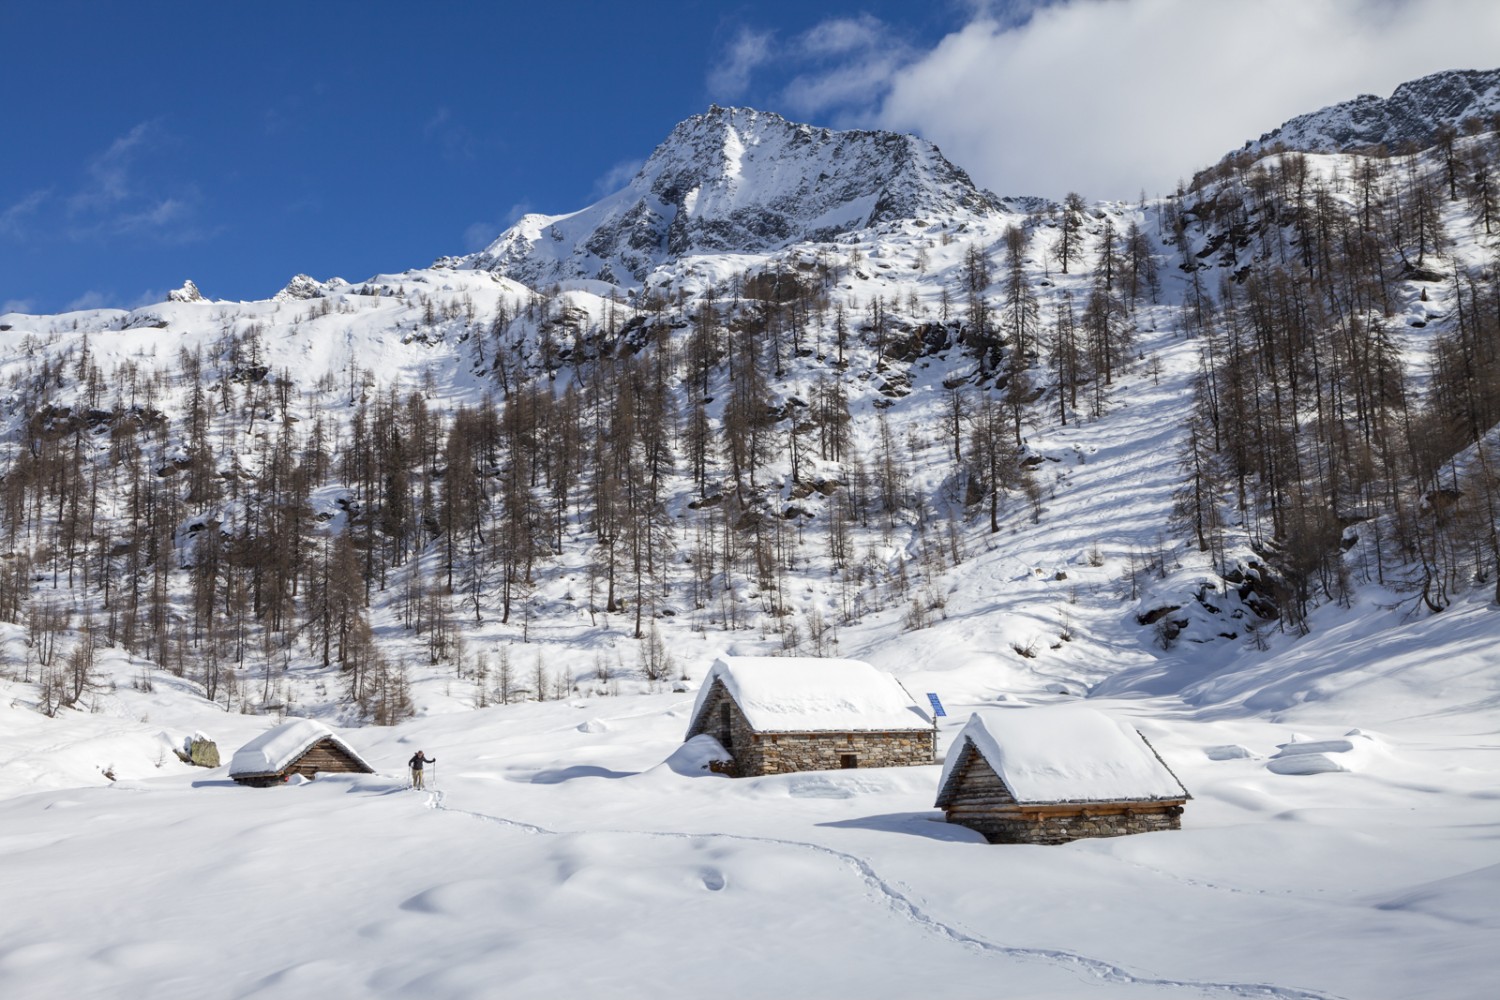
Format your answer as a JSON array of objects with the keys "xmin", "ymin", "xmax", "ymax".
[
  {"xmin": 937, "ymin": 706, "xmax": 1189, "ymax": 806},
  {"xmin": 228, "ymin": 718, "xmax": 374, "ymax": 779},
  {"xmin": 688, "ymin": 655, "xmax": 931, "ymax": 735}
]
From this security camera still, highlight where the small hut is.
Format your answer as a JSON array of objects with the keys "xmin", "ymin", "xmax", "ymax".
[
  {"xmin": 936, "ymin": 706, "xmax": 1189, "ymax": 844},
  {"xmin": 684, "ymin": 655, "xmax": 935, "ymax": 776},
  {"xmin": 229, "ymin": 718, "xmax": 375, "ymax": 787}
]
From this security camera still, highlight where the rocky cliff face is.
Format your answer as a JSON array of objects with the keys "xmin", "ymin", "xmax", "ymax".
[
  {"xmin": 460, "ymin": 106, "xmax": 1003, "ymax": 287},
  {"xmin": 1244, "ymin": 68, "xmax": 1500, "ymax": 155}
]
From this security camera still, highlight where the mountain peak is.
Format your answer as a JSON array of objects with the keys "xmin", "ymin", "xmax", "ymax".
[
  {"xmin": 462, "ymin": 107, "xmax": 1001, "ymax": 287},
  {"xmin": 166, "ymin": 280, "xmax": 204, "ymax": 304}
]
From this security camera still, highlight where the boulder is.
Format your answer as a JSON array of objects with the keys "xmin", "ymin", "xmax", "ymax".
[{"xmin": 185, "ymin": 734, "xmax": 220, "ymax": 768}]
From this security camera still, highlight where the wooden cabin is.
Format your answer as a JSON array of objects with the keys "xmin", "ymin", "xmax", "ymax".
[
  {"xmin": 228, "ymin": 719, "xmax": 375, "ymax": 787},
  {"xmin": 936, "ymin": 706, "xmax": 1189, "ymax": 844},
  {"xmin": 684, "ymin": 655, "xmax": 935, "ymax": 777}
]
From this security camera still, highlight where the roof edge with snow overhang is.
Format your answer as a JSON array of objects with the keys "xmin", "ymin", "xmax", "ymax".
[
  {"xmin": 687, "ymin": 655, "xmax": 932, "ymax": 736},
  {"xmin": 936, "ymin": 706, "xmax": 1190, "ymax": 807},
  {"xmin": 228, "ymin": 718, "xmax": 374, "ymax": 779}
]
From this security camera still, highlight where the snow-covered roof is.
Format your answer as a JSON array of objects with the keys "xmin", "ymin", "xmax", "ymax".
[
  {"xmin": 228, "ymin": 719, "xmax": 372, "ymax": 778},
  {"xmin": 689, "ymin": 655, "xmax": 931, "ymax": 734},
  {"xmin": 938, "ymin": 707, "xmax": 1189, "ymax": 806}
]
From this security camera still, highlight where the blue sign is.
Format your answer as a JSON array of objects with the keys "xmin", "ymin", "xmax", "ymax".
[{"xmin": 926, "ymin": 693, "xmax": 946, "ymax": 718}]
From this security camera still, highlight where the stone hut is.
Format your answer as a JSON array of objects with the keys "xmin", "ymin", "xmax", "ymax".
[
  {"xmin": 684, "ymin": 655, "xmax": 935, "ymax": 776},
  {"xmin": 935, "ymin": 706, "xmax": 1189, "ymax": 844},
  {"xmin": 228, "ymin": 718, "xmax": 375, "ymax": 787}
]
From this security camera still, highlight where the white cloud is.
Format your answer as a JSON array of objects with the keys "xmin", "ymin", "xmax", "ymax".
[
  {"xmin": 2, "ymin": 298, "xmax": 36, "ymax": 315},
  {"xmin": 708, "ymin": 26, "xmax": 775, "ymax": 99},
  {"xmin": 710, "ymin": 15, "xmax": 912, "ymax": 121},
  {"xmin": 799, "ymin": 14, "xmax": 886, "ymax": 57},
  {"xmin": 64, "ymin": 290, "xmax": 111, "ymax": 312},
  {"xmin": 872, "ymin": 0, "xmax": 1500, "ymax": 198},
  {"xmin": 423, "ymin": 107, "xmax": 476, "ymax": 162},
  {"xmin": 783, "ymin": 55, "xmax": 904, "ymax": 119},
  {"xmin": 23, "ymin": 122, "xmax": 211, "ymax": 244},
  {"xmin": 68, "ymin": 121, "xmax": 156, "ymax": 215},
  {"xmin": 0, "ymin": 189, "xmax": 50, "ymax": 238},
  {"xmin": 116, "ymin": 197, "xmax": 190, "ymax": 234},
  {"xmin": 591, "ymin": 159, "xmax": 645, "ymax": 198},
  {"xmin": 781, "ymin": 16, "xmax": 911, "ymax": 119},
  {"xmin": 725, "ymin": 1, "xmax": 1500, "ymax": 200},
  {"xmin": 464, "ymin": 222, "xmax": 499, "ymax": 252}
]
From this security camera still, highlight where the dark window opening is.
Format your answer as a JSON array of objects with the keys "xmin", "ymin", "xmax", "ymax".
[
  {"xmin": 720, "ymin": 703, "xmax": 733, "ymax": 748},
  {"xmin": 840, "ymin": 753, "xmax": 858, "ymax": 769}
]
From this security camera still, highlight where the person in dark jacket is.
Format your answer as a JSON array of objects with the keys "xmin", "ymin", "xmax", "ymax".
[{"xmin": 408, "ymin": 750, "xmax": 436, "ymax": 789}]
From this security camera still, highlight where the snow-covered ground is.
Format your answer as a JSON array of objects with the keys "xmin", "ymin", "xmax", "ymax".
[{"xmin": 2, "ymin": 552, "xmax": 1497, "ymax": 1000}]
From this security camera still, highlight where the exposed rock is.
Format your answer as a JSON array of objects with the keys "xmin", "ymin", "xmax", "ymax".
[
  {"xmin": 1137, "ymin": 605, "xmax": 1182, "ymax": 626},
  {"xmin": 180, "ymin": 733, "xmax": 220, "ymax": 768},
  {"xmin": 274, "ymin": 274, "xmax": 326, "ymax": 302},
  {"xmin": 1244, "ymin": 68, "xmax": 1500, "ymax": 156},
  {"xmin": 166, "ymin": 280, "xmax": 203, "ymax": 304}
]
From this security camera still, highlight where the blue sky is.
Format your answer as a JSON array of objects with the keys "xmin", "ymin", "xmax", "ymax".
[{"xmin": 3, "ymin": 0, "xmax": 1495, "ymax": 313}]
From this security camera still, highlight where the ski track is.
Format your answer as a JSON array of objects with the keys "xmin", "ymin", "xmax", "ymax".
[{"xmin": 425, "ymin": 789, "xmax": 1345, "ymax": 1000}]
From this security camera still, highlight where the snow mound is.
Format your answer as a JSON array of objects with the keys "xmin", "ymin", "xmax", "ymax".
[
  {"xmin": 577, "ymin": 719, "xmax": 609, "ymax": 734},
  {"xmin": 1204, "ymin": 744, "xmax": 1255, "ymax": 760},
  {"xmin": 1266, "ymin": 753, "xmax": 1349, "ymax": 775},
  {"xmin": 659, "ymin": 734, "xmax": 731, "ymax": 777},
  {"xmin": 1375, "ymin": 862, "xmax": 1500, "ymax": 929},
  {"xmin": 1274, "ymin": 738, "xmax": 1357, "ymax": 756},
  {"xmin": 1264, "ymin": 730, "xmax": 1385, "ymax": 777}
]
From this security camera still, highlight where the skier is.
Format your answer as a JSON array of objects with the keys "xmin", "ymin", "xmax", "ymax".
[{"xmin": 408, "ymin": 750, "xmax": 436, "ymax": 789}]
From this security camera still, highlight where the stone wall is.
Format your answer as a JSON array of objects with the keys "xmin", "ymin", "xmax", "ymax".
[
  {"xmin": 688, "ymin": 681, "xmax": 935, "ymax": 776},
  {"xmin": 748, "ymin": 729, "xmax": 935, "ymax": 775},
  {"xmin": 948, "ymin": 806, "xmax": 1183, "ymax": 845}
]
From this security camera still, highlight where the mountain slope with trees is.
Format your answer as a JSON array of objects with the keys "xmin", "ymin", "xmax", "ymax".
[{"xmin": 1, "ymin": 74, "xmax": 1498, "ymax": 728}]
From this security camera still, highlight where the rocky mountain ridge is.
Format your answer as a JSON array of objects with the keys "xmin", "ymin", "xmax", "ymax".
[
  {"xmin": 1243, "ymin": 67, "xmax": 1500, "ymax": 156},
  {"xmin": 456, "ymin": 105, "xmax": 1006, "ymax": 288}
]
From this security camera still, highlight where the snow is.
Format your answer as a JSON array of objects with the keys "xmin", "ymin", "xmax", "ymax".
[
  {"xmin": 690, "ymin": 656, "xmax": 932, "ymax": 733},
  {"xmin": 2, "ymin": 661, "xmax": 1497, "ymax": 999},
  {"xmin": 227, "ymin": 718, "xmax": 373, "ymax": 779},
  {"xmin": 661, "ymin": 734, "xmax": 732, "ymax": 776},
  {"xmin": 939, "ymin": 706, "xmax": 1189, "ymax": 804},
  {"xmin": 1263, "ymin": 730, "xmax": 1387, "ymax": 776}
]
